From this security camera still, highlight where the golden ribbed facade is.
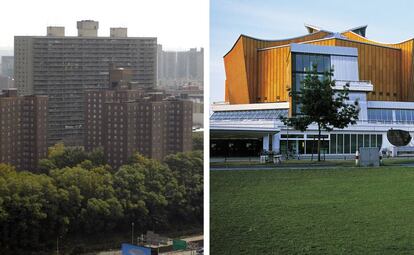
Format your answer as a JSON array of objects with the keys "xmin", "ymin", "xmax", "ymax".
[{"xmin": 224, "ymin": 26, "xmax": 414, "ymax": 104}]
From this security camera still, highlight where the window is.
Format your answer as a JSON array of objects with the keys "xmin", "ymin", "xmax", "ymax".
[
  {"xmin": 295, "ymin": 54, "xmax": 303, "ymax": 71},
  {"xmin": 368, "ymin": 109, "xmax": 393, "ymax": 123},
  {"xmin": 364, "ymin": 134, "xmax": 370, "ymax": 148},
  {"xmin": 344, "ymin": 134, "xmax": 350, "ymax": 153},
  {"xmin": 377, "ymin": 135, "xmax": 383, "ymax": 148},
  {"xmin": 351, "ymin": 134, "xmax": 357, "ymax": 153},
  {"xmin": 329, "ymin": 133, "xmax": 383, "ymax": 154},
  {"xmin": 330, "ymin": 134, "xmax": 336, "ymax": 154},
  {"xmin": 370, "ymin": 134, "xmax": 377, "ymax": 147},
  {"xmin": 292, "ymin": 53, "xmax": 331, "ymax": 115}
]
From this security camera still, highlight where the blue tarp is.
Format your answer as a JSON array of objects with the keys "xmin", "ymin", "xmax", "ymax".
[{"xmin": 121, "ymin": 243, "xmax": 151, "ymax": 255}]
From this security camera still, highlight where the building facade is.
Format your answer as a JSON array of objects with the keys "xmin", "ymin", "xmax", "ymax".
[
  {"xmin": 0, "ymin": 75, "xmax": 14, "ymax": 90},
  {"xmin": 164, "ymin": 85, "xmax": 204, "ymax": 128},
  {"xmin": 85, "ymin": 69, "xmax": 193, "ymax": 168},
  {"xmin": 0, "ymin": 89, "xmax": 48, "ymax": 170},
  {"xmin": 14, "ymin": 20, "xmax": 157, "ymax": 146},
  {"xmin": 211, "ymin": 25, "xmax": 414, "ymax": 158},
  {"xmin": 157, "ymin": 45, "xmax": 203, "ymax": 89},
  {"xmin": 1, "ymin": 56, "xmax": 14, "ymax": 78},
  {"xmin": 223, "ymin": 25, "xmax": 413, "ymax": 104}
]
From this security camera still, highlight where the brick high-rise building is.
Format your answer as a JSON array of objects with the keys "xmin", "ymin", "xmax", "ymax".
[
  {"xmin": 0, "ymin": 89, "xmax": 48, "ymax": 170},
  {"xmin": 14, "ymin": 20, "xmax": 157, "ymax": 146},
  {"xmin": 85, "ymin": 68, "xmax": 192, "ymax": 168}
]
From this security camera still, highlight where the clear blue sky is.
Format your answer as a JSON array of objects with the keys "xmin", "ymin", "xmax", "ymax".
[{"xmin": 210, "ymin": 0, "xmax": 414, "ymax": 103}]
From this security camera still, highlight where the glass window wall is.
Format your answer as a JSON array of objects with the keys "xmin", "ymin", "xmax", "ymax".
[{"xmin": 210, "ymin": 109, "xmax": 288, "ymax": 120}]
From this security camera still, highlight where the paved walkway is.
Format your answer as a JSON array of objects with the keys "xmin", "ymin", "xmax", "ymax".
[
  {"xmin": 211, "ymin": 165, "xmax": 348, "ymax": 171},
  {"xmin": 211, "ymin": 162, "xmax": 414, "ymax": 171}
]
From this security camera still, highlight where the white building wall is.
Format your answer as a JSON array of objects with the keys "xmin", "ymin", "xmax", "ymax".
[{"xmin": 331, "ymin": 55, "xmax": 359, "ymax": 81}]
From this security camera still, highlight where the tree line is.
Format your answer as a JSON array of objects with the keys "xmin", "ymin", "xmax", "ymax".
[{"xmin": 0, "ymin": 144, "xmax": 203, "ymax": 254}]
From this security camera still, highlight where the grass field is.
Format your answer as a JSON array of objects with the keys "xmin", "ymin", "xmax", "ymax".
[
  {"xmin": 210, "ymin": 157, "xmax": 414, "ymax": 168},
  {"xmin": 211, "ymin": 167, "xmax": 414, "ymax": 254}
]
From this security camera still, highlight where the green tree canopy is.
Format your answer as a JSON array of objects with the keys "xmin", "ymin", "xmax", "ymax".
[
  {"xmin": 192, "ymin": 132, "xmax": 204, "ymax": 151},
  {"xmin": 0, "ymin": 150, "xmax": 202, "ymax": 253},
  {"xmin": 282, "ymin": 66, "xmax": 360, "ymax": 161},
  {"xmin": 50, "ymin": 166, "xmax": 121, "ymax": 233},
  {"xmin": 164, "ymin": 151, "xmax": 203, "ymax": 223},
  {"xmin": 116, "ymin": 154, "xmax": 183, "ymax": 230},
  {"xmin": 39, "ymin": 144, "xmax": 108, "ymax": 173}
]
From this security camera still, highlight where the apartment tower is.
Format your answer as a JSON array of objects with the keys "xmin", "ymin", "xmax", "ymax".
[
  {"xmin": 85, "ymin": 68, "xmax": 192, "ymax": 168},
  {"xmin": 0, "ymin": 89, "xmax": 48, "ymax": 170},
  {"xmin": 14, "ymin": 20, "xmax": 157, "ymax": 146}
]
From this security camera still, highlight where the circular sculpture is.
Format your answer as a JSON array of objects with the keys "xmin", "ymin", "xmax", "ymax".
[{"xmin": 387, "ymin": 129, "xmax": 412, "ymax": 147}]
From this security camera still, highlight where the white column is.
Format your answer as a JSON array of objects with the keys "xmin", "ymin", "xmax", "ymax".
[
  {"xmin": 272, "ymin": 133, "xmax": 280, "ymax": 153},
  {"xmin": 263, "ymin": 134, "xmax": 270, "ymax": 152}
]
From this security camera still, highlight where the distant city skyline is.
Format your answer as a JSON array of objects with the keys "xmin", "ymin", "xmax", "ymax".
[
  {"xmin": 0, "ymin": 0, "xmax": 207, "ymax": 50},
  {"xmin": 210, "ymin": 0, "xmax": 414, "ymax": 103}
]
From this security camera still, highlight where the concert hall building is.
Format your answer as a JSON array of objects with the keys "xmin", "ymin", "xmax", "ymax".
[{"xmin": 210, "ymin": 25, "xmax": 414, "ymax": 158}]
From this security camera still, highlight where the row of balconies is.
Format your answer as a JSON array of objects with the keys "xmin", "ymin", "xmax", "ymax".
[
  {"xmin": 32, "ymin": 67, "xmax": 155, "ymax": 73},
  {"xmin": 33, "ymin": 42, "xmax": 156, "ymax": 49}
]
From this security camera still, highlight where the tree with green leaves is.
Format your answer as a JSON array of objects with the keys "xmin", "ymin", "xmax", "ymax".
[
  {"xmin": 164, "ymin": 151, "xmax": 203, "ymax": 223},
  {"xmin": 282, "ymin": 66, "xmax": 360, "ymax": 161},
  {"xmin": 117, "ymin": 153, "xmax": 183, "ymax": 230},
  {"xmin": 0, "ymin": 151, "xmax": 202, "ymax": 253},
  {"xmin": 192, "ymin": 132, "xmax": 203, "ymax": 151},
  {"xmin": 39, "ymin": 144, "xmax": 108, "ymax": 173}
]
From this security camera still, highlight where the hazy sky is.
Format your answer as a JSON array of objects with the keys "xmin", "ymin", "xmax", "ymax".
[
  {"xmin": 210, "ymin": 0, "xmax": 414, "ymax": 103},
  {"xmin": 0, "ymin": 0, "xmax": 207, "ymax": 51}
]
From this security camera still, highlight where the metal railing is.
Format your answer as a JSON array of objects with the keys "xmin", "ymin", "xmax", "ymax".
[{"xmin": 210, "ymin": 118, "xmax": 414, "ymax": 129}]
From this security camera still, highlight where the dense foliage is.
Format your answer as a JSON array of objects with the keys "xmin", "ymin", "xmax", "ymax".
[
  {"xmin": 192, "ymin": 132, "xmax": 204, "ymax": 151},
  {"xmin": 0, "ymin": 145, "xmax": 203, "ymax": 254}
]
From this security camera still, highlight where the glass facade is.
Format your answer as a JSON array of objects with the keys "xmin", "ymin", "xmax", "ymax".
[
  {"xmin": 329, "ymin": 133, "xmax": 382, "ymax": 154},
  {"xmin": 368, "ymin": 109, "xmax": 393, "ymax": 122},
  {"xmin": 210, "ymin": 109, "xmax": 288, "ymax": 120},
  {"xmin": 294, "ymin": 53, "xmax": 330, "ymax": 73},
  {"xmin": 367, "ymin": 108, "xmax": 414, "ymax": 123},
  {"xmin": 210, "ymin": 139, "xmax": 263, "ymax": 157},
  {"xmin": 280, "ymin": 133, "xmax": 382, "ymax": 155},
  {"xmin": 292, "ymin": 53, "xmax": 331, "ymax": 114},
  {"xmin": 395, "ymin": 109, "xmax": 414, "ymax": 123}
]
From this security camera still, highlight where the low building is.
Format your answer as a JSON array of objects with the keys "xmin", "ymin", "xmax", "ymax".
[{"xmin": 0, "ymin": 89, "xmax": 48, "ymax": 170}]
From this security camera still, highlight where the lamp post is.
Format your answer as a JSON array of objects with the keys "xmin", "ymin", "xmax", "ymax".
[
  {"xmin": 56, "ymin": 235, "xmax": 62, "ymax": 255},
  {"xmin": 286, "ymin": 127, "xmax": 289, "ymax": 160},
  {"xmin": 131, "ymin": 222, "xmax": 135, "ymax": 245}
]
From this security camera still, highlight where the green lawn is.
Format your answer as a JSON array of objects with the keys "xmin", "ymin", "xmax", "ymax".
[
  {"xmin": 211, "ymin": 167, "xmax": 414, "ymax": 254},
  {"xmin": 210, "ymin": 157, "xmax": 414, "ymax": 168}
]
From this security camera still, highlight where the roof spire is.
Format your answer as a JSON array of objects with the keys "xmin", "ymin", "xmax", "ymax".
[
  {"xmin": 304, "ymin": 24, "xmax": 321, "ymax": 34},
  {"xmin": 344, "ymin": 25, "xmax": 368, "ymax": 37}
]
